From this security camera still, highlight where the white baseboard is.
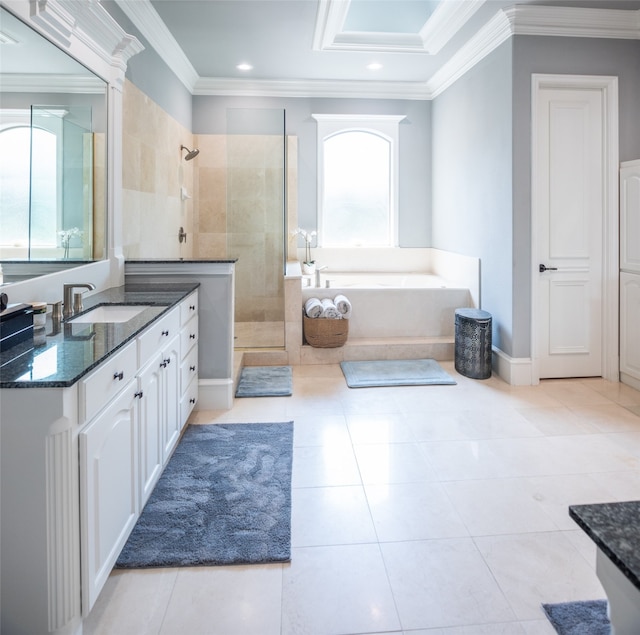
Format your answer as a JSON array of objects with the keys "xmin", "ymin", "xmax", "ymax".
[
  {"xmin": 195, "ymin": 379, "xmax": 234, "ymax": 410},
  {"xmin": 492, "ymin": 347, "xmax": 534, "ymax": 386},
  {"xmin": 621, "ymin": 372, "xmax": 640, "ymax": 392}
]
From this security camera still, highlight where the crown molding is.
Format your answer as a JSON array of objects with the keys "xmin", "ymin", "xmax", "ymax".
[
  {"xmin": 419, "ymin": 0, "xmax": 486, "ymax": 54},
  {"xmin": 194, "ymin": 77, "xmax": 432, "ymax": 100},
  {"xmin": 426, "ymin": 4, "xmax": 640, "ymax": 99},
  {"xmin": 507, "ymin": 5, "xmax": 640, "ymax": 40},
  {"xmin": 313, "ymin": 0, "xmax": 485, "ymax": 55},
  {"xmin": 0, "ymin": 73, "xmax": 107, "ymax": 94},
  {"xmin": 120, "ymin": 1, "xmax": 640, "ymax": 100},
  {"xmin": 2, "ymin": 0, "xmax": 143, "ymax": 87},
  {"xmin": 114, "ymin": 0, "xmax": 198, "ymax": 92},
  {"xmin": 426, "ymin": 7, "xmax": 512, "ymax": 99}
]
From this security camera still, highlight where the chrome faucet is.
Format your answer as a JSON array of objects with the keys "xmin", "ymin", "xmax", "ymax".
[
  {"xmin": 63, "ymin": 283, "xmax": 96, "ymax": 319},
  {"xmin": 315, "ymin": 265, "xmax": 328, "ymax": 288}
]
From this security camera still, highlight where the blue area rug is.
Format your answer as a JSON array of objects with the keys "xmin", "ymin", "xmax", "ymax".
[
  {"xmin": 340, "ymin": 358, "xmax": 457, "ymax": 388},
  {"xmin": 235, "ymin": 365, "xmax": 292, "ymax": 397},
  {"xmin": 115, "ymin": 422, "xmax": 293, "ymax": 568},
  {"xmin": 542, "ymin": 600, "xmax": 610, "ymax": 635}
]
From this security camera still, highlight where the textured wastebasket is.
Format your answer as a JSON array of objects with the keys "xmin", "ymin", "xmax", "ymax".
[{"xmin": 454, "ymin": 308, "xmax": 492, "ymax": 379}]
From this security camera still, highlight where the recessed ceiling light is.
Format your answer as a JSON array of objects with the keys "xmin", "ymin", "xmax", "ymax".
[
  {"xmin": 367, "ymin": 62, "xmax": 383, "ymax": 71},
  {"xmin": 236, "ymin": 63, "xmax": 253, "ymax": 72}
]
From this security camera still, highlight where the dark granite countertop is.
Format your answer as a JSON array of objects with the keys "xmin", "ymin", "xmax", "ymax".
[
  {"xmin": 0, "ymin": 282, "xmax": 199, "ymax": 389},
  {"xmin": 569, "ymin": 501, "xmax": 640, "ymax": 591}
]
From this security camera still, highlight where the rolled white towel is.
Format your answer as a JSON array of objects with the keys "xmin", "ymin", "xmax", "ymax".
[
  {"xmin": 320, "ymin": 298, "xmax": 341, "ymax": 319},
  {"xmin": 333, "ymin": 294, "xmax": 352, "ymax": 319},
  {"xmin": 304, "ymin": 297, "xmax": 323, "ymax": 318}
]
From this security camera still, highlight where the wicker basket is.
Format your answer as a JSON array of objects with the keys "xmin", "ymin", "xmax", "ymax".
[{"xmin": 303, "ymin": 314, "xmax": 349, "ymax": 348}]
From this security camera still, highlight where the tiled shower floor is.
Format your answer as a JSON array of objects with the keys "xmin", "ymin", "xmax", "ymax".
[
  {"xmin": 235, "ymin": 321, "xmax": 285, "ymax": 348},
  {"xmin": 84, "ymin": 362, "xmax": 640, "ymax": 634}
]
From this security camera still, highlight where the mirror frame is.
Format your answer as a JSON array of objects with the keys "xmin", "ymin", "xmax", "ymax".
[{"xmin": 0, "ymin": 0, "xmax": 143, "ymax": 295}]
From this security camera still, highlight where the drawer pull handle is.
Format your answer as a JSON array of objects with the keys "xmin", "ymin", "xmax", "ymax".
[
  {"xmin": 134, "ymin": 391, "xmax": 143, "ymax": 399},
  {"xmin": 164, "ymin": 358, "xmax": 171, "ymax": 365},
  {"xmin": 190, "ymin": 305, "xmax": 196, "ymax": 311},
  {"xmin": 160, "ymin": 361, "xmax": 167, "ymax": 368},
  {"xmin": 113, "ymin": 371, "xmax": 124, "ymax": 381},
  {"xmin": 189, "ymin": 398, "xmax": 196, "ymax": 404},
  {"xmin": 190, "ymin": 333, "xmax": 196, "ymax": 339},
  {"xmin": 190, "ymin": 365, "xmax": 196, "ymax": 371},
  {"xmin": 162, "ymin": 330, "xmax": 169, "ymax": 336}
]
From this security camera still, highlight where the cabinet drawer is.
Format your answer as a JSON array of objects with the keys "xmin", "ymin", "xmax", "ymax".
[
  {"xmin": 180, "ymin": 376, "xmax": 198, "ymax": 424},
  {"xmin": 180, "ymin": 291, "xmax": 198, "ymax": 326},
  {"xmin": 180, "ymin": 315, "xmax": 198, "ymax": 359},
  {"xmin": 138, "ymin": 308, "xmax": 180, "ymax": 367},
  {"xmin": 180, "ymin": 344, "xmax": 198, "ymax": 395},
  {"xmin": 80, "ymin": 341, "xmax": 137, "ymax": 423}
]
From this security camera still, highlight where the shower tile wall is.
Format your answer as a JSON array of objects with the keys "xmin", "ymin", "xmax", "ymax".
[
  {"xmin": 121, "ymin": 80, "xmax": 194, "ymax": 259},
  {"xmin": 193, "ymin": 134, "xmax": 228, "ymax": 258}
]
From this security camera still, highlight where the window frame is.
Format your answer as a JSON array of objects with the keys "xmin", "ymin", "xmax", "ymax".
[{"xmin": 312, "ymin": 114, "xmax": 405, "ymax": 248}]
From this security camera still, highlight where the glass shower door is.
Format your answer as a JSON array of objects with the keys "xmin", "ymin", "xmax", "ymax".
[{"xmin": 226, "ymin": 108, "xmax": 286, "ymax": 349}]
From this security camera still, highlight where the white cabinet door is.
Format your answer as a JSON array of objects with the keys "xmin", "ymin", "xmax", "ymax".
[
  {"xmin": 161, "ymin": 334, "xmax": 180, "ymax": 462},
  {"xmin": 138, "ymin": 352, "xmax": 164, "ymax": 506},
  {"xmin": 621, "ymin": 272, "xmax": 640, "ymax": 385},
  {"xmin": 79, "ymin": 383, "xmax": 139, "ymax": 614},
  {"xmin": 621, "ymin": 160, "xmax": 640, "ymax": 274}
]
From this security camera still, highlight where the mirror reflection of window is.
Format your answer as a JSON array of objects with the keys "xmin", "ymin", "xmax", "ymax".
[{"xmin": 0, "ymin": 125, "xmax": 57, "ymax": 257}]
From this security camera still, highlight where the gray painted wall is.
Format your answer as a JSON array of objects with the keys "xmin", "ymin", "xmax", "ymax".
[
  {"xmin": 102, "ymin": 1, "xmax": 192, "ymax": 131},
  {"xmin": 98, "ymin": 6, "xmax": 640, "ymax": 362},
  {"xmin": 192, "ymin": 96, "xmax": 432, "ymax": 247},
  {"xmin": 511, "ymin": 36, "xmax": 640, "ymax": 359},
  {"xmin": 431, "ymin": 41, "xmax": 514, "ymax": 355}
]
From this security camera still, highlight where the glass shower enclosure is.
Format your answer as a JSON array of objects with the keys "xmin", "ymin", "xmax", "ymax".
[{"xmin": 225, "ymin": 108, "xmax": 286, "ymax": 349}]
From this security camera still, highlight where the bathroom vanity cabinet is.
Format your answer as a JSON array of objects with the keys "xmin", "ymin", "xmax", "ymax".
[
  {"xmin": 0, "ymin": 285, "xmax": 198, "ymax": 635},
  {"xmin": 125, "ymin": 259, "xmax": 235, "ymax": 410}
]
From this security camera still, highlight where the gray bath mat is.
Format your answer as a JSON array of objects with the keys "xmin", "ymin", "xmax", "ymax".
[
  {"xmin": 116, "ymin": 422, "xmax": 293, "ymax": 568},
  {"xmin": 236, "ymin": 365, "xmax": 292, "ymax": 397},
  {"xmin": 542, "ymin": 600, "xmax": 609, "ymax": 634},
  {"xmin": 340, "ymin": 358, "xmax": 456, "ymax": 388}
]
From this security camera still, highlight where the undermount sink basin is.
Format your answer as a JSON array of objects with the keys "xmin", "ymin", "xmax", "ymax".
[{"xmin": 70, "ymin": 305, "xmax": 151, "ymax": 323}]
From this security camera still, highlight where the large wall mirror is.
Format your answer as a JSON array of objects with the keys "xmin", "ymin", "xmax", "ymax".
[{"xmin": 0, "ymin": 6, "xmax": 108, "ymax": 281}]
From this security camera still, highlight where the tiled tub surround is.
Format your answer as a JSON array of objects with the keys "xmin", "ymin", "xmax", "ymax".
[
  {"xmin": 570, "ymin": 501, "xmax": 640, "ymax": 633},
  {"xmin": 0, "ymin": 283, "xmax": 199, "ymax": 635},
  {"xmin": 0, "ymin": 282, "xmax": 199, "ymax": 387}
]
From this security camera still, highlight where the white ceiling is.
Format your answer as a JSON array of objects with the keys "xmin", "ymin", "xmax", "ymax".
[
  {"xmin": 2, "ymin": 0, "xmax": 639, "ymax": 98},
  {"xmin": 115, "ymin": 0, "xmax": 640, "ymax": 98}
]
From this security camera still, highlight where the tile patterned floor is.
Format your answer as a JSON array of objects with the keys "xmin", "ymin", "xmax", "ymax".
[{"xmin": 84, "ymin": 362, "xmax": 640, "ymax": 635}]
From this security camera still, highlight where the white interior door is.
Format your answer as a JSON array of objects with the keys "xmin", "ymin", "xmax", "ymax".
[{"xmin": 534, "ymin": 86, "xmax": 604, "ymax": 379}]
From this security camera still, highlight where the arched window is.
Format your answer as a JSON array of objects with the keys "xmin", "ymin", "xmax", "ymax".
[
  {"xmin": 313, "ymin": 114, "xmax": 404, "ymax": 248},
  {"xmin": 0, "ymin": 125, "xmax": 57, "ymax": 248}
]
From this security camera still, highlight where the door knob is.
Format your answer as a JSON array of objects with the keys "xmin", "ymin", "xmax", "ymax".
[{"xmin": 539, "ymin": 264, "xmax": 558, "ymax": 273}]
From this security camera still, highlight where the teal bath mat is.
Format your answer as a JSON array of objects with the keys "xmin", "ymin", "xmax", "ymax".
[
  {"xmin": 340, "ymin": 359, "xmax": 456, "ymax": 388},
  {"xmin": 116, "ymin": 422, "xmax": 293, "ymax": 568},
  {"xmin": 542, "ymin": 600, "xmax": 609, "ymax": 634},
  {"xmin": 236, "ymin": 365, "xmax": 292, "ymax": 397}
]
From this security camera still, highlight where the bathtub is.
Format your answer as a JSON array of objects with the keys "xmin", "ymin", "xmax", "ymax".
[{"xmin": 301, "ymin": 272, "xmax": 473, "ymax": 340}]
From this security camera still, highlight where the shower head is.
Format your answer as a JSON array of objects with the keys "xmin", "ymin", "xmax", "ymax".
[{"xmin": 181, "ymin": 145, "xmax": 200, "ymax": 161}]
